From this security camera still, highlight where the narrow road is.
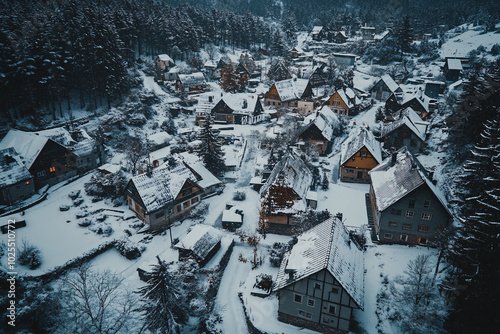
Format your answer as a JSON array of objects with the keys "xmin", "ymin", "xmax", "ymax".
[{"xmin": 237, "ymin": 135, "xmax": 258, "ymax": 187}]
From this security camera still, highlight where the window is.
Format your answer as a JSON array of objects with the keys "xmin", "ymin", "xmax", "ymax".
[
  {"xmin": 191, "ymin": 197, "xmax": 199, "ymax": 205},
  {"xmin": 400, "ymin": 234, "xmax": 408, "ymax": 242},
  {"xmin": 183, "ymin": 201, "xmax": 190, "ymax": 210},
  {"xmin": 391, "ymin": 209, "xmax": 402, "ymax": 216},
  {"xmin": 408, "ymin": 199, "xmax": 416, "ymax": 208},
  {"xmin": 328, "ymin": 305, "xmax": 336, "ymax": 315},
  {"xmin": 418, "ymin": 225, "xmax": 429, "ymax": 232},
  {"xmin": 176, "ymin": 205, "xmax": 181, "ymax": 212},
  {"xmin": 294, "ymin": 294, "xmax": 302, "ymax": 303},
  {"xmin": 25, "ymin": 181, "xmax": 30, "ymax": 185},
  {"xmin": 420, "ymin": 237, "xmax": 428, "ymax": 244},
  {"xmin": 384, "ymin": 233, "xmax": 393, "ymax": 239},
  {"xmin": 388, "ymin": 221, "xmax": 398, "ymax": 228},
  {"xmin": 307, "ymin": 299, "xmax": 315, "ymax": 307},
  {"xmin": 331, "ymin": 287, "xmax": 339, "ymax": 294},
  {"xmin": 37, "ymin": 170, "xmax": 46, "ymax": 177},
  {"xmin": 306, "ymin": 313, "xmax": 312, "ymax": 319},
  {"xmin": 299, "ymin": 310, "xmax": 305, "ymax": 316},
  {"xmin": 360, "ymin": 150, "xmax": 367, "ymax": 157},
  {"xmin": 402, "ymin": 223, "xmax": 412, "ymax": 230},
  {"xmin": 423, "ymin": 200, "xmax": 431, "ymax": 209},
  {"xmin": 421, "ymin": 212, "xmax": 433, "ymax": 221},
  {"xmin": 155, "ymin": 211, "xmax": 165, "ymax": 219},
  {"xmin": 406, "ymin": 210, "xmax": 414, "ymax": 218},
  {"xmin": 49, "ymin": 167, "xmax": 56, "ymax": 172},
  {"xmin": 314, "ymin": 283, "xmax": 321, "ymax": 290},
  {"xmin": 322, "ymin": 317, "xmax": 330, "ymax": 323}
]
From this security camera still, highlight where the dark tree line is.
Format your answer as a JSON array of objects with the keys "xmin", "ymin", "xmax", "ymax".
[{"xmin": 0, "ymin": 0, "xmax": 274, "ymax": 121}]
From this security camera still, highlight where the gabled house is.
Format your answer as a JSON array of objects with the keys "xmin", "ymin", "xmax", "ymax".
[
  {"xmin": 125, "ymin": 164, "xmax": 204, "ymax": 230},
  {"xmin": 175, "ymin": 224, "xmax": 222, "ymax": 266},
  {"xmin": 211, "ymin": 93, "xmax": 264, "ymax": 125},
  {"xmin": 288, "ymin": 47, "xmax": 305, "ymax": 59},
  {"xmin": 264, "ymin": 78, "xmax": 313, "ymax": 111},
  {"xmin": 273, "ymin": 216, "xmax": 364, "ymax": 333},
  {"xmin": 374, "ymin": 30, "xmax": 391, "ymax": 42},
  {"xmin": 369, "ymin": 147, "xmax": 452, "ymax": 245},
  {"xmin": 380, "ymin": 107, "xmax": 429, "ymax": 154},
  {"xmin": 259, "ymin": 152, "xmax": 312, "ymax": 234},
  {"xmin": 370, "ymin": 74, "xmax": 403, "ymax": 101},
  {"xmin": 267, "ymin": 61, "xmax": 292, "ymax": 82},
  {"xmin": 0, "ymin": 148, "xmax": 35, "ymax": 205},
  {"xmin": 0, "ymin": 130, "xmax": 78, "ymax": 189},
  {"xmin": 176, "ymin": 72, "xmax": 207, "ymax": 94},
  {"xmin": 443, "ymin": 58, "xmax": 463, "ymax": 82},
  {"xmin": 298, "ymin": 106, "xmax": 341, "ymax": 155},
  {"xmin": 155, "ymin": 54, "xmax": 175, "ymax": 81},
  {"xmin": 361, "ymin": 26, "xmax": 375, "ymax": 40},
  {"xmin": 331, "ymin": 31, "xmax": 348, "ymax": 44},
  {"xmin": 325, "ymin": 87, "xmax": 360, "ymax": 116},
  {"xmin": 424, "ymin": 80, "xmax": 445, "ymax": 99},
  {"xmin": 401, "ymin": 95, "xmax": 430, "ymax": 120},
  {"xmin": 340, "ymin": 127, "xmax": 382, "ymax": 183},
  {"xmin": 308, "ymin": 64, "xmax": 328, "ymax": 87},
  {"xmin": 311, "ymin": 26, "xmax": 326, "ymax": 41}
]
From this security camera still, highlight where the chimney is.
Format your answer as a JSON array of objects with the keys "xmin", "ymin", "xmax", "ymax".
[
  {"xmin": 335, "ymin": 212, "xmax": 343, "ymax": 221},
  {"xmin": 146, "ymin": 164, "xmax": 153, "ymax": 177},
  {"xmin": 243, "ymin": 99, "xmax": 248, "ymax": 109},
  {"xmin": 209, "ymin": 95, "xmax": 213, "ymax": 102},
  {"xmin": 391, "ymin": 152, "xmax": 397, "ymax": 166}
]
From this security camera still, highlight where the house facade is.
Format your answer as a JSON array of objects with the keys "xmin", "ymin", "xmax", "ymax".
[
  {"xmin": 176, "ymin": 73, "xmax": 207, "ymax": 94},
  {"xmin": 369, "ymin": 147, "xmax": 452, "ymax": 245},
  {"xmin": 264, "ymin": 78, "xmax": 313, "ymax": 111},
  {"xmin": 125, "ymin": 165, "xmax": 204, "ymax": 230},
  {"xmin": 211, "ymin": 93, "xmax": 264, "ymax": 125},
  {"xmin": 274, "ymin": 217, "xmax": 364, "ymax": 333},
  {"xmin": 340, "ymin": 127, "xmax": 382, "ymax": 183},
  {"xmin": 176, "ymin": 224, "xmax": 222, "ymax": 266},
  {"xmin": 155, "ymin": 54, "xmax": 175, "ymax": 81},
  {"xmin": 298, "ymin": 106, "xmax": 340, "ymax": 155},
  {"xmin": 0, "ymin": 148, "xmax": 35, "ymax": 205},
  {"xmin": 259, "ymin": 152, "xmax": 312, "ymax": 234},
  {"xmin": 380, "ymin": 107, "xmax": 428, "ymax": 154},
  {"xmin": 370, "ymin": 74, "xmax": 403, "ymax": 101},
  {"xmin": 326, "ymin": 88, "xmax": 360, "ymax": 116}
]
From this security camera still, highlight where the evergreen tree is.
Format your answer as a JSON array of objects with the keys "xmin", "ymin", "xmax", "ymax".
[
  {"xmin": 197, "ymin": 115, "xmax": 226, "ymax": 176},
  {"xmin": 396, "ymin": 15, "xmax": 412, "ymax": 60},
  {"xmin": 447, "ymin": 113, "xmax": 500, "ymax": 334},
  {"xmin": 220, "ymin": 62, "xmax": 238, "ymax": 92},
  {"xmin": 137, "ymin": 256, "xmax": 188, "ymax": 334},
  {"xmin": 321, "ymin": 173, "xmax": 329, "ymax": 190}
]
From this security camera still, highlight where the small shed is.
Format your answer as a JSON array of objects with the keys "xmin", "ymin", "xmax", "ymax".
[
  {"xmin": 176, "ymin": 224, "xmax": 222, "ymax": 266},
  {"xmin": 222, "ymin": 204, "xmax": 244, "ymax": 230}
]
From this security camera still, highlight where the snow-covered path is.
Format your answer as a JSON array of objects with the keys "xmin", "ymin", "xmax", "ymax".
[
  {"xmin": 237, "ymin": 134, "xmax": 258, "ymax": 187},
  {"xmin": 216, "ymin": 244, "xmax": 252, "ymax": 333}
]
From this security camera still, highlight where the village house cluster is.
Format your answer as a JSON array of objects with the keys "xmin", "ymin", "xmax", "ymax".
[{"xmin": 0, "ymin": 22, "xmax": 465, "ymax": 334}]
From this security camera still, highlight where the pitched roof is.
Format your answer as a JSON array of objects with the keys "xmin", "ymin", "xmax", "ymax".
[
  {"xmin": 340, "ymin": 127, "xmax": 382, "ymax": 165},
  {"xmin": 0, "ymin": 147, "xmax": 32, "ymax": 188},
  {"xmin": 217, "ymin": 93, "xmax": 261, "ymax": 115},
  {"xmin": 369, "ymin": 146, "xmax": 451, "ymax": 215},
  {"xmin": 273, "ymin": 217, "xmax": 364, "ymax": 309},
  {"xmin": 312, "ymin": 26, "xmax": 323, "ymax": 34},
  {"xmin": 158, "ymin": 54, "xmax": 174, "ymax": 63},
  {"xmin": 380, "ymin": 107, "xmax": 428, "ymax": 141},
  {"xmin": 0, "ymin": 130, "xmax": 49, "ymax": 169},
  {"xmin": 178, "ymin": 72, "xmax": 206, "ymax": 87},
  {"xmin": 376, "ymin": 74, "xmax": 401, "ymax": 93},
  {"xmin": 302, "ymin": 106, "xmax": 341, "ymax": 140},
  {"xmin": 130, "ymin": 164, "xmax": 197, "ymax": 213},
  {"xmin": 447, "ymin": 58, "xmax": 463, "ymax": 71},
  {"xmin": 273, "ymin": 78, "xmax": 310, "ymax": 102},
  {"xmin": 401, "ymin": 94, "xmax": 430, "ymax": 113},
  {"xmin": 176, "ymin": 224, "xmax": 222, "ymax": 260},
  {"xmin": 260, "ymin": 151, "xmax": 312, "ymax": 198}
]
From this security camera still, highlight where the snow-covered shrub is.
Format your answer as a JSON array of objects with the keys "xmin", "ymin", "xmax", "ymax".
[
  {"xmin": 0, "ymin": 241, "xmax": 5, "ymax": 257},
  {"xmin": 161, "ymin": 118, "xmax": 177, "ymax": 135},
  {"xmin": 491, "ymin": 44, "xmax": 500, "ymax": 55},
  {"xmin": 232, "ymin": 191, "xmax": 246, "ymax": 201},
  {"xmin": 95, "ymin": 213, "xmax": 107, "ymax": 222},
  {"xmin": 186, "ymin": 202, "xmax": 209, "ymax": 220},
  {"xmin": 18, "ymin": 240, "xmax": 43, "ymax": 269},
  {"xmin": 115, "ymin": 240, "xmax": 143, "ymax": 260},
  {"xmin": 90, "ymin": 223, "xmax": 113, "ymax": 237},
  {"xmin": 59, "ymin": 204, "xmax": 70, "ymax": 212},
  {"xmin": 84, "ymin": 170, "xmax": 127, "ymax": 200},
  {"xmin": 78, "ymin": 218, "xmax": 92, "ymax": 227},
  {"xmin": 255, "ymin": 273, "xmax": 273, "ymax": 290},
  {"xmin": 68, "ymin": 190, "xmax": 81, "ymax": 200},
  {"xmin": 269, "ymin": 242, "xmax": 288, "ymax": 267},
  {"xmin": 125, "ymin": 113, "xmax": 147, "ymax": 126},
  {"xmin": 73, "ymin": 198, "xmax": 84, "ymax": 206},
  {"xmin": 75, "ymin": 210, "xmax": 88, "ymax": 219}
]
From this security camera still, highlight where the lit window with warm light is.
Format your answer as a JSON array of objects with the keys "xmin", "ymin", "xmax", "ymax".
[
  {"xmin": 26, "ymin": 181, "xmax": 30, "ymax": 185},
  {"xmin": 49, "ymin": 167, "xmax": 56, "ymax": 172}
]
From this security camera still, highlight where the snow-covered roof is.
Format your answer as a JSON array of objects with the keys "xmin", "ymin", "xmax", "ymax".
[
  {"xmin": 401, "ymin": 94, "xmax": 430, "ymax": 113},
  {"xmin": 0, "ymin": 130, "xmax": 49, "ymax": 169},
  {"xmin": 446, "ymin": 58, "xmax": 463, "ymax": 71},
  {"xmin": 302, "ymin": 105, "xmax": 341, "ymax": 141},
  {"xmin": 178, "ymin": 72, "xmax": 206, "ymax": 87},
  {"xmin": 98, "ymin": 163, "xmax": 121, "ymax": 174},
  {"xmin": 380, "ymin": 107, "xmax": 428, "ymax": 141},
  {"xmin": 184, "ymin": 161, "xmax": 221, "ymax": 190},
  {"xmin": 222, "ymin": 206, "xmax": 243, "ymax": 223},
  {"xmin": 274, "ymin": 217, "xmax": 364, "ymax": 309},
  {"xmin": 380, "ymin": 74, "xmax": 401, "ymax": 93},
  {"xmin": 374, "ymin": 30, "xmax": 390, "ymax": 40},
  {"xmin": 129, "ymin": 164, "xmax": 197, "ymax": 213},
  {"xmin": 149, "ymin": 132, "xmax": 172, "ymax": 146},
  {"xmin": 333, "ymin": 52, "xmax": 357, "ymax": 58},
  {"xmin": 204, "ymin": 60, "xmax": 216, "ymax": 68},
  {"xmin": 311, "ymin": 26, "xmax": 323, "ymax": 34},
  {"xmin": 369, "ymin": 146, "xmax": 451, "ymax": 215},
  {"xmin": 340, "ymin": 127, "xmax": 382, "ymax": 165},
  {"xmin": 35, "ymin": 127, "xmax": 75, "ymax": 146},
  {"xmin": 72, "ymin": 139, "xmax": 95, "ymax": 157},
  {"xmin": 158, "ymin": 54, "xmax": 174, "ymax": 63},
  {"xmin": 260, "ymin": 151, "xmax": 312, "ymax": 203},
  {"xmin": 306, "ymin": 190, "xmax": 317, "ymax": 201},
  {"xmin": 176, "ymin": 224, "xmax": 222, "ymax": 260},
  {"xmin": 273, "ymin": 78, "xmax": 310, "ymax": 102},
  {"xmin": 0, "ymin": 147, "xmax": 32, "ymax": 188},
  {"xmin": 216, "ymin": 93, "xmax": 261, "ymax": 115}
]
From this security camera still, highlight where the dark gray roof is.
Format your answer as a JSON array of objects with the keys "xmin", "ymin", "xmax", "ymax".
[
  {"xmin": 273, "ymin": 217, "xmax": 364, "ymax": 309},
  {"xmin": 176, "ymin": 224, "xmax": 222, "ymax": 260},
  {"xmin": 0, "ymin": 147, "xmax": 32, "ymax": 188}
]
